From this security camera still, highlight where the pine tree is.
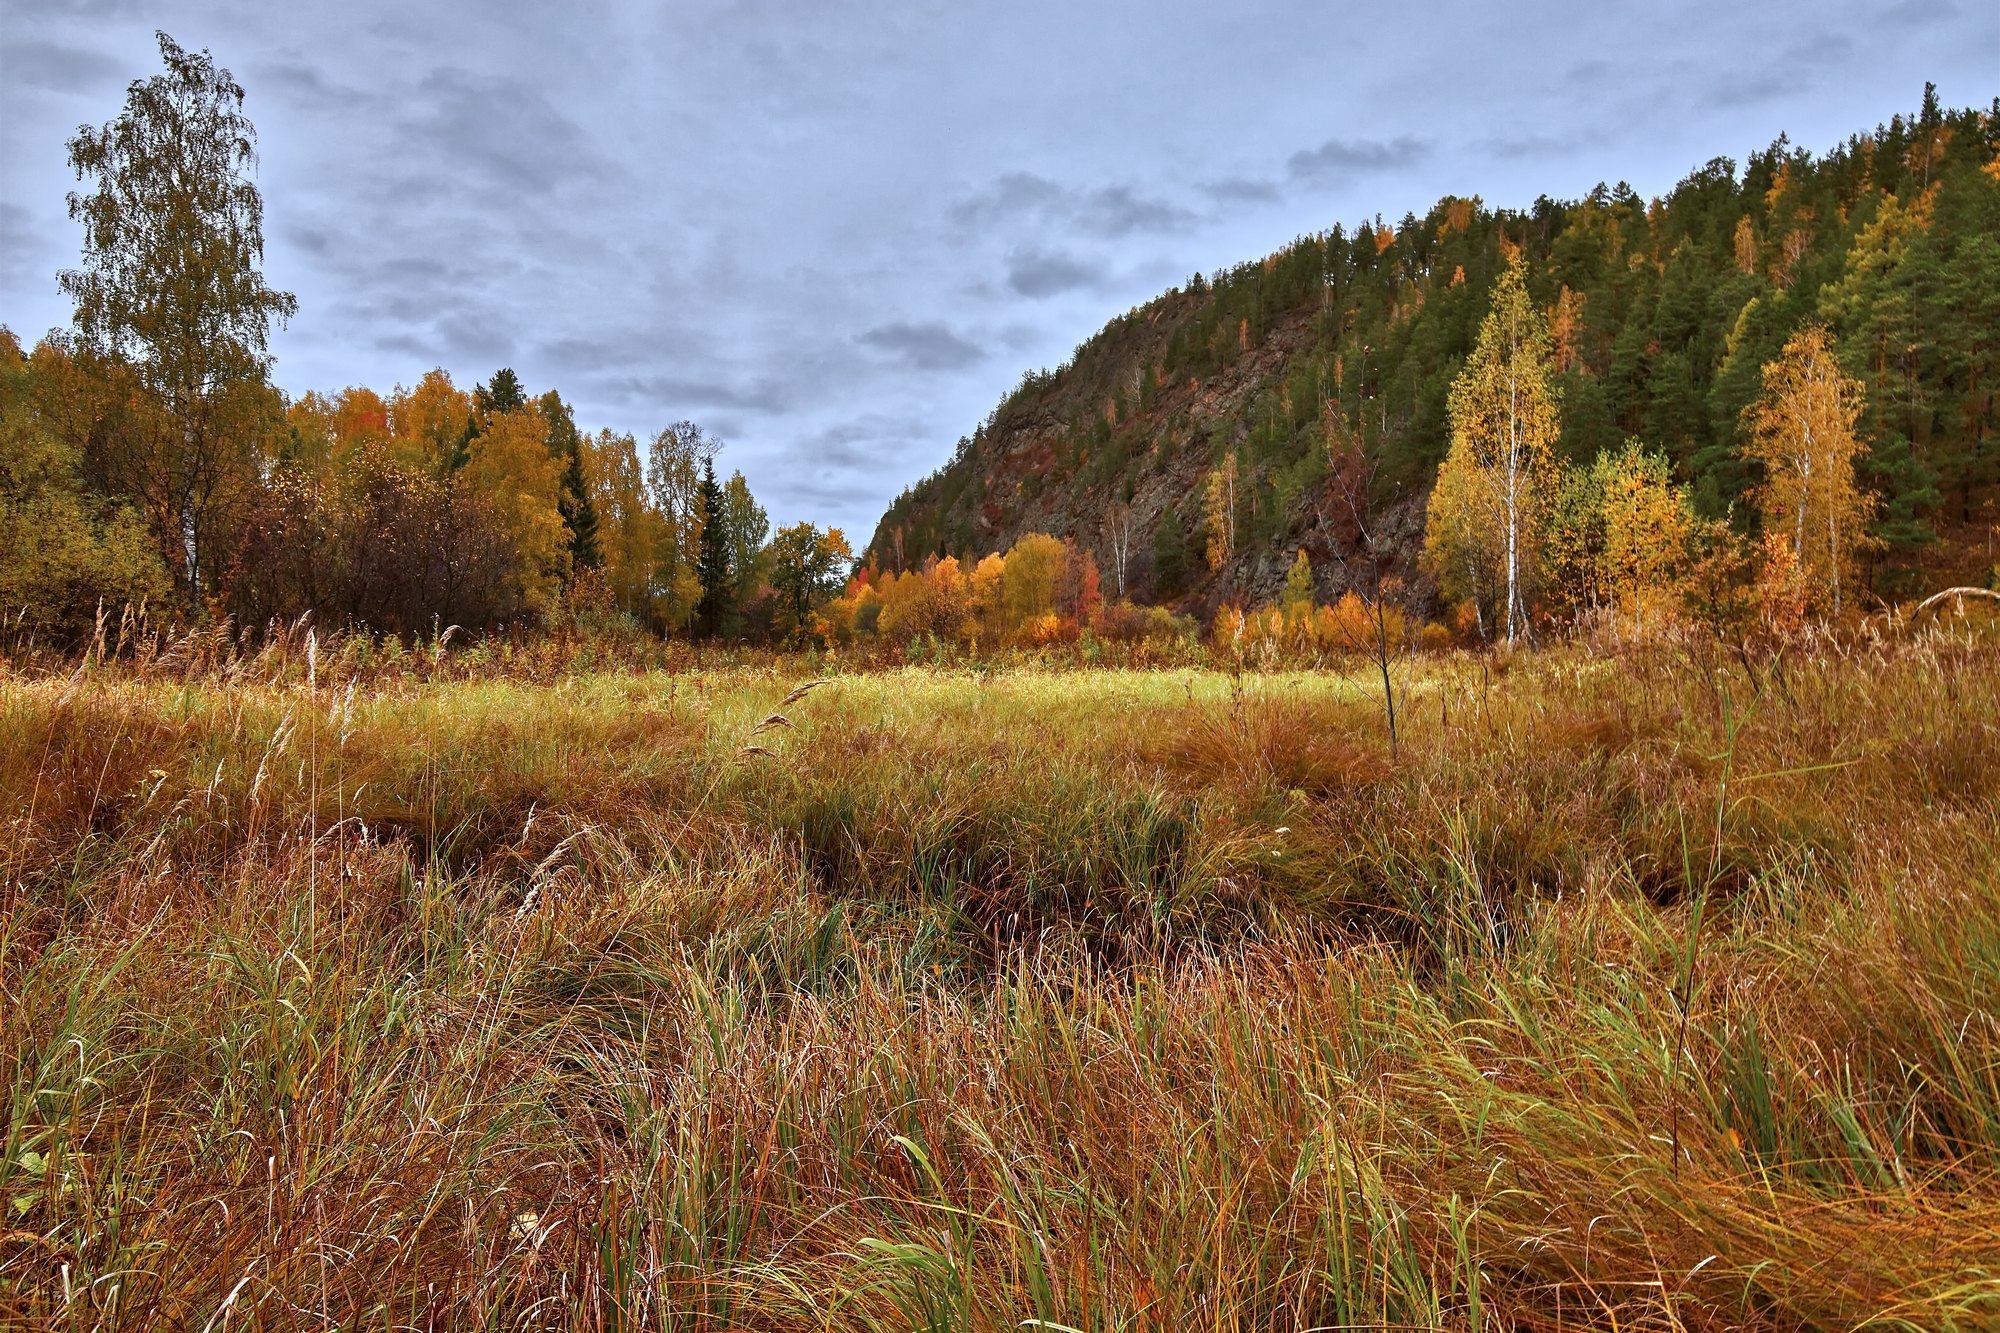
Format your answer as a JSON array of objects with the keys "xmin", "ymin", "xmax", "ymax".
[
  {"xmin": 1148, "ymin": 507, "xmax": 1186, "ymax": 598},
  {"xmin": 694, "ymin": 455, "xmax": 729, "ymax": 636},
  {"xmin": 476, "ymin": 368, "xmax": 528, "ymax": 416}
]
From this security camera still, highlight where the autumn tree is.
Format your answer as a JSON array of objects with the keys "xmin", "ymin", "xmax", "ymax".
[
  {"xmin": 1595, "ymin": 443, "xmax": 1694, "ymax": 635},
  {"xmin": 1741, "ymin": 323, "xmax": 1877, "ymax": 615},
  {"xmin": 1323, "ymin": 434, "xmax": 1406, "ymax": 750},
  {"xmin": 645, "ymin": 421, "xmax": 716, "ymax": 630},
  {"xmin": 1426, "ymin": 250, "xmax": 1560, "ymax": 644},
  {"xmin": 767, "ymin": 521, "xmax": 851, "ymax": 641},
  {"xmin": 968, "ymin": 551, "xmax": 1007, "ymax": 639},
  {"xmin": 1203, "ymin": 453, "xmax": 1238, "ymax": 572},
  {"xmin": 1282, "ymin": 548, "xmax": 1313, "ymax": 612},
  {"xmin": 1422, "ymin": 443, "xmax": 1501, "ymax": 639},
  {"xmin": 586, "ymin": 428, "xmax": 668, "ymax": 620},
  {"xmin": 720, "ymin": 469, "xmax": 769, "ymax": 629},
  {"xmin": 391, "ymin": 370, "xmax": 475, "ymax": 475},
  {"xmin": 1000, "ymin": 532, "xmax": 1066, "ymax": 633},
  {"xmin": 1055, "ymin": 540, "xmax": 1102, "ymax": 626},
  {"xmin": 879, "ymin": 554, "xmax": 973, "ymax": 643},
  {"xmin": 61, "ymin": 31, "xmax": 297, "ymax": 609},
  {"xmin": 0, "ymin": 330, "xmax": 168, "ymax": 642},
  {"xmin": 458, "ymin": 398, "xmax": 567, "ymax": 616},
  {"xmin": 1542, "ymin": 462, "xmax": 1608, "ymax": 620}
]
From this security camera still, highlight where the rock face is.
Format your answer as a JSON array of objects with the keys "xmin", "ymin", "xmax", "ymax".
[
  {"xmin": 868, "ymin": 105, "xmax": 2000, "ymax": 617},
  {"xmin": 865, "ymin": 267, "xmax": 1434, "ymax": 619}
]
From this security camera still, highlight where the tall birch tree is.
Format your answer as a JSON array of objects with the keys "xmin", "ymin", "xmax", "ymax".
[
  {"xmin": 61, "ymin": 32, "xmax": 296, "ymax": 609},
  {"xmin": 1426, "ymin": 251, "xmax": 1559, "ymax": 644},
  {"xmin": 1741, "ymin": 323, "xmax": 1876, "ymax": 616}
]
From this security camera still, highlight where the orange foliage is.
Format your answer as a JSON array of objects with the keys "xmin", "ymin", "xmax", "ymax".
[{"xmin": 1755, "ymin": 531, "xmax": 1806, "ymax": 636}]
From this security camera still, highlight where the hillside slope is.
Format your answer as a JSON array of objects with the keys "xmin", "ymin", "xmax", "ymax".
[{"xmin": 867, "ymin": 95, "xmax": 2000, "ymax": 615}]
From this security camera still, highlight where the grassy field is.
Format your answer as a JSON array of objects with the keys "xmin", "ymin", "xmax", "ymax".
[{"xmin": 3, "ymin": 632, "xmax": 1998, "ymax": 1330}]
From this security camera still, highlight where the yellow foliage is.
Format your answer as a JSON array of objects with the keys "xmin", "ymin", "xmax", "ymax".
[
  {"xmin": 389, "ymin": 370, "xmax": 473, "ymax": 473},
  {"xmin": 460, "ymin": 404, "xmax": 567, "ymax": 615},
  {"xmin": 1597, "ymin": 445, "xmax": 1693, "ymax": 637},
  {"xmin": 1000, "ymin": 533, "xmax": 1065, "ymax": 632},
  {"xmin": 1741, "ymin": 323, "xmax": 1876, "ymax": 616},
  {"xmin": 1426, "ymin": 251, "xmax": 1559, "ymax": 644},
  {"xmin": 1754, "ymin": 531, "xmax": 1807, "ymax": 636}
]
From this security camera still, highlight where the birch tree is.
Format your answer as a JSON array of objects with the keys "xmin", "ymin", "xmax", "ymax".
[
  {"xmin": 1427, "ymin": 251, "xmax": 1560, "ymax": 645},
  {"xmin": 1741, "ymin": 323, "xmax": 1876, "ymax": 616},
  {"xmin": 61, "ymin": 32, "xmax": 296, "ymax": 609}
]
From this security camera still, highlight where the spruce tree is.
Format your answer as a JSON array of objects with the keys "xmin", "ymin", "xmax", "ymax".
[
  {"xmin": 538, "ymin": 391, "xmax": 601, "ymax": 573},
  {"xmin": 476, "ymin": 368, "xmax": 528, "ymax": 416},
  {"xmin": 694, "ymin": 456, "xmax": 729, "ymax": 636}
]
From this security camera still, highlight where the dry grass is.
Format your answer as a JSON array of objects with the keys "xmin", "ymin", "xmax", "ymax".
[{"xmin": 2, "ymin": 630, "xmax": 1997, "ymax": 1329}]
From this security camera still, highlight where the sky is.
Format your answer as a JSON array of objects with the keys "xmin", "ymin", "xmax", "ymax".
[{"xmin": 3, "ymin": 1, "xmax": 1994, "ymax": 540}]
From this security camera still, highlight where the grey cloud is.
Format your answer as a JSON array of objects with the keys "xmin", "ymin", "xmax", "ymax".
[
  {"xmin": 995, "ymin": 322, "xmax": 1046, "ymax": 353},
  {"xmin": 1481, "ymin": 133, "xmax": 1576, "ymax": 161},
  {"xmin": 1005, "ymin": 246, "xmax": 1101, "ymax": 298},
  {"xmin": 949, "ymin": 171, "xmax": 1063, "ymax": 223},
  {"xmin": 1085, "ymin": 186, "xmax": 1195, "ymax": 236},
  {"xmin": 1203, "ymin": 176, "xmax": 1283, "ymax": 204},
  {"xmin": 1566, "ymin": 59, "xmax": 1616, "ymax": 87},
  {"xmin": 255, "ymin": 56, "xmax": 388, "ymax": 115},
  {"xmin": 0, "ymin": 202, "xmax": 53, "ymax": 300},
  {"xmin": 6, "ymin": 0, "xmax": 148, "ymax": 22},
  {"xmin": 403, "ymin": 67, "xmax": 608, "ymax": 196},
  {"xmin": 1287, "ymin": 135, "xmax": 1428, "ymax": 181},
  {"xmin": 536, "ymin": 334, "xmax": 619, "ymax": 374},
  {"xmin": 856, "ymin": 320, "xmax": 984, "ymax": 370},
  {"xmin": 283, "ymin": 222, "xmax": 334, "ymax": 256},
  {"xmin": 782, "ymin": 442, "xmax": 928, "ymax": 505},
  {"xmin": 1713, "ymin": 34, "xmax": 1853, "ymax": 106},
  {"xmin": 2, "ymin": 37, "xmax": 123, "ymax": 92},
  {"xmin": 601, "ymin": 372, "xmax": 795, "ymax": 415},
  {"xmin": 952, "ymin": 172, "xmax": 1194, "ymax": 237},
  {"xmin": 788, "ymin": 421, "xmax": 880, "ymax": 471},
  {"xmin": 1879, "ymin": 0, "xmax": 1956, "ymax": 23}
]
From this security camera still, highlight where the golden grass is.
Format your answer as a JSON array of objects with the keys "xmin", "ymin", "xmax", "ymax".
[{"xmin": 2, "ymin": 631, "xmax": 1997, "ymax": 1328}]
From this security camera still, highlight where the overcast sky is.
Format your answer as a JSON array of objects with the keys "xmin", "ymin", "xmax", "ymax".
[{"xmin": 3, "ymin": 2, "xmax": 1993, "ymax": 538}]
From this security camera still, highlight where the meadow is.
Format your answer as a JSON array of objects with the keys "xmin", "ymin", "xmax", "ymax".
[{"xmin": 3, "ymin": 626, "xmax": 1998, "ymax": 1330}]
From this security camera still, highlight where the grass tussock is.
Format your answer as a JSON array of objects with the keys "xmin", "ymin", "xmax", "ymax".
[{"xmin": 2, "ymin": 632, "xmax": 1998, "ymax": 1329}]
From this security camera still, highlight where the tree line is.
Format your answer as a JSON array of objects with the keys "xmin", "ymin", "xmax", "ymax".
[
  {"xmin": 5, "ymin": 35, "xmax": 1991, "ymax": 657},
  {"xmin": 0, "ymin": 34, "xmax": 853, "ymax": 649}
]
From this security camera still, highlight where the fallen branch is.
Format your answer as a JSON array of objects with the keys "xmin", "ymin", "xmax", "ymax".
[{"xmin": 1913, "ymin": 586, "xmax": 2000, "ymax": 616}]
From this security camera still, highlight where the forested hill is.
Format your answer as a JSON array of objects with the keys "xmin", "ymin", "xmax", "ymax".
[{"xmin": 866, "ymin": 94, "xmax": 2000, "ymax": 612}]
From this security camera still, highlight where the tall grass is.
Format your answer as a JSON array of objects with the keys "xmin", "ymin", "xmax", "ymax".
[{"xmin": 2, "ymin": 628, "xmax": 1997, "ymax": 1328}]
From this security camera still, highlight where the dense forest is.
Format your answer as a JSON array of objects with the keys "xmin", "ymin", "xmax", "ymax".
[{"xmin": 869, "ymin": 89, "xmax": 2000, "ymax": 615}]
